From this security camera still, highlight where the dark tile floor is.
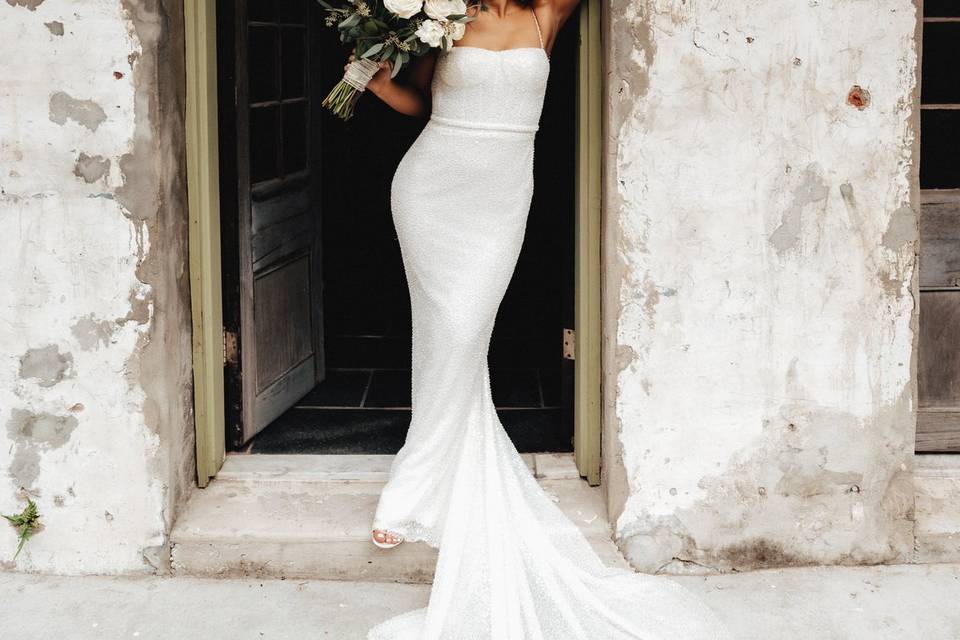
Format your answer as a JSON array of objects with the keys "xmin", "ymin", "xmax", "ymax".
[
  {"xmin": 295, "ymin": 367, "xmax": 557, "ymax": 410},
  {"xmin": 246, "ymin": 367, "xmax": 571, "ymax": 454}
]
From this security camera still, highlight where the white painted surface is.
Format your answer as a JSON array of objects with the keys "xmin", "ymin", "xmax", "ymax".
[
  {"xmin": 605, "ymin": 1, "xmax": 919, "ymax": 570},
  {"xmin": 0, "ymin": 2, "xmax": 165, "ymax": 572}
]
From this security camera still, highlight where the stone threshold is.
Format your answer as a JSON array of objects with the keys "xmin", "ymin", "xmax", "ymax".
[
  {"xmin": 170, "ymin": 452, "xmax": 622, "ymax": 583},
  {"xmin": 214, "ymin": 451, "xmax": 581, "ymax": 484}
]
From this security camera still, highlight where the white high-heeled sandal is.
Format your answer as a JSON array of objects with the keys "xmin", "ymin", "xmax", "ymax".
[{"xmin": 372, "ymin": 529, "xmax": 404, "ymax": 549}]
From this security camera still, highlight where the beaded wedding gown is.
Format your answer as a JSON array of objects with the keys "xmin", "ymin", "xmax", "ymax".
[{"xmin": 368, "ymin": 12, "xmax": 728, "ymax": 640}]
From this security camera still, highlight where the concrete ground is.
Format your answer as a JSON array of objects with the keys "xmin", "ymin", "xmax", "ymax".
[{"xmin": 2, "ymin": 564, "xmax": 959, "ymax": 639}]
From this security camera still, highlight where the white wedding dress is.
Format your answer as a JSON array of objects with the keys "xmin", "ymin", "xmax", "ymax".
[{"xmin": 369, "ymin": 12, "xmax": 729, "ymax": 640}]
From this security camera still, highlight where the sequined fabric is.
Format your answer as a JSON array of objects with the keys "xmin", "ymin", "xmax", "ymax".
[{"xmin": 368, "ymin": 44, "xmax": 730, "ymax": 640}]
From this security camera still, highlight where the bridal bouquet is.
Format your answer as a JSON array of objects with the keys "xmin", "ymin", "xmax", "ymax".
[{"xmin": 319, "ymin": 0, "xmax": 472, "ymax": 120}]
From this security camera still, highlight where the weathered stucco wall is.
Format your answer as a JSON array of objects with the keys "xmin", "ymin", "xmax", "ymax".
[
  {"xmin": 0, "ymin": 0, "xmax": 193, "ymax": 573},
  {"xmin": 0, "ymin": 0, "xmax": 925, "ymax": 578},
  {"xmin": 603, "ymin": 0, "xmax": 920, "ymax": 573}
]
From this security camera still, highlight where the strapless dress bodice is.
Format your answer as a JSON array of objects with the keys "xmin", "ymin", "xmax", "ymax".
[{"xmin": 429, "ymin": 46, "xmax": 550, "ymax": 133}]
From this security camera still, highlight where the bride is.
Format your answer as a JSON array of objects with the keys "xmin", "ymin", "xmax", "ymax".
[{"xmin": 351, "ymin": 0, "xmax": 730, "ymax": 637}]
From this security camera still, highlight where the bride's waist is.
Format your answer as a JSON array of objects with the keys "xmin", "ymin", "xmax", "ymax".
[{"xmin": 427, "ymin": 113, "xmax": 539, "ymax": 135}]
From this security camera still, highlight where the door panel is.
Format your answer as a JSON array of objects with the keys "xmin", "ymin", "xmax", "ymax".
[
  {"xmin": 919, "ymin": 291, "xmax": 960, "ymax": 406},
  {"xmin": 225, "ymin": 0, "xmax": 324, "ymax": 444},
  {"xmin": 252, "ymin": 254, "xmax": 316, "ymax": 428},
  {"xmin": 254, "ymin": 256, "xmax": 314, "ymax": 393},
  {"xmin": 918, "ymin": 192, "xmax": 960, "ymax": 452},
  {"xmin": 252, "ymin": 189, "xmax": 315, "ymax": 268},
  {"xmin": 919, "ymin": 198, "xmax": 960, "ymax": 289}
]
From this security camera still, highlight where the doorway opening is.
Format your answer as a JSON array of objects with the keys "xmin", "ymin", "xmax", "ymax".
[
  {"xmin": 230, "ymin": 3, "xmax": 580, "ymax": 457},
  {"xmin": 185, "ymin": 0, "xmax": 603, "ymax": 487}
]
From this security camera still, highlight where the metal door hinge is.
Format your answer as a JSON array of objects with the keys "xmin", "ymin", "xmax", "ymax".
[
  {"xmin": 223, "ymin": 329, "xmax": 238, "ymax": 366},
  {"xmin": 562, "ymin": 328, "xmax": 575, "ymax": 360}
]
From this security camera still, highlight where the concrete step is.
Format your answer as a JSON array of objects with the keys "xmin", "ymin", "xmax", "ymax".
[{"xmin": 170, "ymin": 453, "xmax": 626, "ymax": 583}]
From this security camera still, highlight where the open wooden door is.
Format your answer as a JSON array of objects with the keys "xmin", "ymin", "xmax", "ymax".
[{"xmin": 219, "ymin": 0, "xmax": 325, "ymax": 447}]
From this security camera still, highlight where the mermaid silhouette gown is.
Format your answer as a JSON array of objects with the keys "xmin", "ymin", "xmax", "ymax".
[{"xmin": 368, "ymin": 11, "xmax": 728, "ymax": 640}]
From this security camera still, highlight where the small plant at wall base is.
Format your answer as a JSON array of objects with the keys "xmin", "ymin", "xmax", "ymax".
[{"xmin": 3, "ymin": 498, "xmax": 41, "ymax": 560}]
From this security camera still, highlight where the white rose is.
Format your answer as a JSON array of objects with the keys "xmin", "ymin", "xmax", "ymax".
[
  {"xmin": 424, "ymin": 0, "xmax": 466, "ymax": 20},
  {"xmin": 446, "ymin": 20, "xmax": 465, "ymax": 42},
  {"xmin": 415, "ymin": 19, "xmax": 445, "ymax": 48},
  {"xmin": 384, "ymin": 0, "xmax": 423, "ymax": 20}
]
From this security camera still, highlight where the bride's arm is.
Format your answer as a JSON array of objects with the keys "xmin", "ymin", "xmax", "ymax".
[
  {"xmin": 536, "ymin": 0, "xmax": 580, "ymax": 49},
  {"xmin": 544, "ymin": 0, "xmax": 580, "ymax": 21},
  {"xmin": 363, "ymin": 52, "xmax": 437, "ymax": 118}
]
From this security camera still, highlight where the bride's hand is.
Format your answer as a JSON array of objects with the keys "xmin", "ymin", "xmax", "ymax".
[{"xmin": 344, "ymin": 53, "xmax": 393, "ymax": 96}]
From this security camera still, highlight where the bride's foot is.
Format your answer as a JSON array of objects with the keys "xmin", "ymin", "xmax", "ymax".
[{"xmin": 371, "ymin": 529, "xmax": 404, "ymax": 549}]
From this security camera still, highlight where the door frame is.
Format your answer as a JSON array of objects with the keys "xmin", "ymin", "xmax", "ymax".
[
  {"xmin": 185, "ymin": 0, "xmax": 226, "ymax": 487},
  {"xmin": 574, "ymin": 0, "xmax": 603, "ymax": 485},
  {"xmin": 184, "ymin": 0, "xmax": 604, "ymax": 488}
]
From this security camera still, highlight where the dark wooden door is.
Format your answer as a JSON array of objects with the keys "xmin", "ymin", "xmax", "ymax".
[
  {"xmin": 220, "ymin": 0, "xmax": 325, "ymax": 446},
  {"xmin": 918, "ymin": 191, "xmax": 960, "ymax": 452},
  {"xmin": 917, "ymin": 5, "xmax": 960, "ymax": 452}
]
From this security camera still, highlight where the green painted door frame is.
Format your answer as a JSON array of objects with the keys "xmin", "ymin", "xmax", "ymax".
[
  {"xmin": 185, "ymin": 0, "xmax": 225, "ymax": 488},
  {"xmin": 183, "ymin": 0, "xmax": 603, "ymax": 488},
  {"xmin": 574, "ymin": 0, "xmax": 603, "ymax": 486}
]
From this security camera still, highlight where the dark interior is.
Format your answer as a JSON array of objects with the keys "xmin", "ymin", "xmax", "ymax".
[
  {"xmin": 920, "ymin": 13, "xmax": 960, "ymax": 189},
  {"xmin": 222, "ymin": 0, "xmax": 578, "ymax": 454}
]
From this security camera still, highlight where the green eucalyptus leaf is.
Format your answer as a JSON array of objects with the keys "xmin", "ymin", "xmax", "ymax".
[
  {"xmin": 340, "ymin": 12, "xmax": 361, "ymax": 28},
  {"xmin": 391, "ymin": 56, "xmax": 404, "ymax": 78},
  {"xmin": 361, "ymin": 42, "xmax": 384, "ymax": 58}
]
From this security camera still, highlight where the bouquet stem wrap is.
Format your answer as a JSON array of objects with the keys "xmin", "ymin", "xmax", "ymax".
[{"xmin": 323, "ymin": 58, "xmax": 381, "ymax": 121}]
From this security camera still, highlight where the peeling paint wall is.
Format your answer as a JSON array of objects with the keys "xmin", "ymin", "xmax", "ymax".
[
  {"xmin": 0, "ymin": 0, "xmax": 925, "ymax": 577},
  {"xmin": 0, "ymin": 0, "xmax": 193, "ymax": 573},
  {"xmin": 603, "ymin": 1, "xmax": 920, "ymax": 573}
]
